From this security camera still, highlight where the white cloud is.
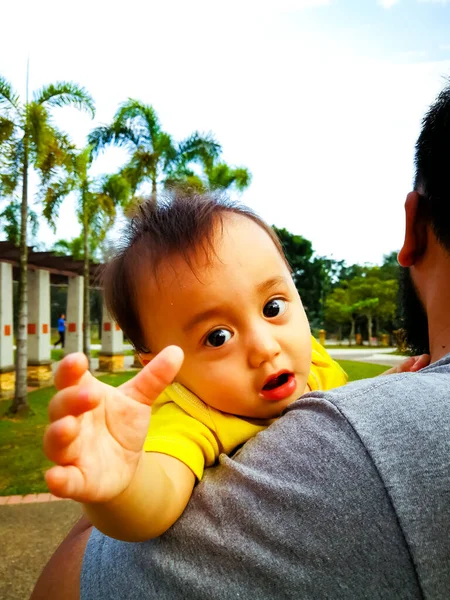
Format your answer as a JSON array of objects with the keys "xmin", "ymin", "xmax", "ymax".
[
  {"xmin": 377, "ymin": 0, "xmax": 400, "ymax": 8},
  {"xmin": 397, "ymin": 50, "xmax": 427, "ymax": 60},
  {"xmin": 441, "ymin": 44, "xmax": 450, "ymax": 50}
]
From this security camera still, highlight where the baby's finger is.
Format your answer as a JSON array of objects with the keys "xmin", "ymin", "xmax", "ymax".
[
  {"xmin": 120, "ymin": 345, "xmax": 184, "ymax": 406},
  {"xmin": 44, "ymin": 415, "xmax": 81, "ymax": 463},
  {"xmin": 48, "ymin": 386, "xmax": 101, "ymax": 423},
  {"xmin": 54, "ymin": 353, "xmax": 90, "ymax": 391},
  {"xmin": 45, "ymin": 464, "xmax": 86, "ymax": 500}
]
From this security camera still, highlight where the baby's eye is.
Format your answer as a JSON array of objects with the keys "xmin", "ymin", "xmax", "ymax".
[
  {"xmin": 263, "ymin": 298, "xmax": 287, "ymax": 318},
  {"xmin": 205, "ymin": 329, "xmax": 233, "ymax": 348}
]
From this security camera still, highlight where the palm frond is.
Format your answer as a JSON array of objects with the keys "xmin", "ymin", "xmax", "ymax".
[
  {"xmin": 0, "ymin": 199, "xmax": 20, "ymax": 244},
  {"xmin": 177, "ymin": 132, "xmax": 221, "ymax": 171},
  {"xmin": 88, "ymin": 123, "xmax": 139, "ymax": 156},
  {"xmin": 207, "ymin": 163, "xmax": 252, "ymax": 192},
  {"xmin": 28, "ymin": 102, "xmax": 52, "ymax": 156},
  {"xmin": 0, "ymin": 77, "xmax": 20, "ymax": 112},
  {"xmin": 100, "ymin": 173, "xmax": 131, "ymax": 207},
  {"xmin": 0, "ymin": 139, "xmax": 22, "ymax": 195},
  {"xmin": 34, "ymin": 82, "xmax": 95, "ymax": 117},
  {"xmin": 33, "ymin": 125, "xmax": 75, "ymax": 183},
  {"xmin": 114, "ymin": 99, "xmax": 161, "ymax": 140},
  {"xmin": 165, "ymin": 174, "xmax": 206, "ymax": 194},
  {"xmin": 0, "ymin": 117, "xmax": 15, "ymax": 144},
  {"xmin": 42, "ymin": 175, "xmax": 75, "ymax": 230}
]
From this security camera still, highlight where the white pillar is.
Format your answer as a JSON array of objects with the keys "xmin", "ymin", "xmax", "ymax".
[
  {"xmin": 27, "ymin": 269, "xmax": 52, "ymax": 386},
  {"xmin": 0, "ymin": 263, "xmax": 15, "ymax": 397},
  {"xmin": 0, "ymin": 263, "xmax": 14, "ymax": 369},
  {"xmin": 27, "ymin": 269, "xmax": 51, "ymax": 362},
  {"xmin": 98, "ymin": 300, "xmax": 125, "ymax": 372},
  {"xmin": 65, "ymin": 276, "xmax": 83, "ymax": 355}
]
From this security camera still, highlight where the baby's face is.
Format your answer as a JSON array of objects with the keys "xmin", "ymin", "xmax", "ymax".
[{"xmin": 137, "ymin": 214, "xmax": 312, "ymax": 419}]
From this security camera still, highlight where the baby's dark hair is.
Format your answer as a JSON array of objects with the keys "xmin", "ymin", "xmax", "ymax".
[{"xmin": 102, "ymin": 190, "xmax": 290, "ymax": 353}]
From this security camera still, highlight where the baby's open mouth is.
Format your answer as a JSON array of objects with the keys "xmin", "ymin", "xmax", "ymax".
[
  {"xmin": 261, "ymin": 371, "xmax": 297, "ymax": 401},
  {"xmin": 263, "ymin": 373, "xmax": 290, "ymax": 390}
]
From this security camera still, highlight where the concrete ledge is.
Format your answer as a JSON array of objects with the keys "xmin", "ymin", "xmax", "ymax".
[
  {"xmin": 27, "ymin": 364, "xmax": 53, "ymax": 387},
  {"xmin": 98, "ymin": 354, "xmax": 125, "ymax": 372},
  {"xmin": 0, "ymin": 370, "xmax": 15, "ymax": 398}
]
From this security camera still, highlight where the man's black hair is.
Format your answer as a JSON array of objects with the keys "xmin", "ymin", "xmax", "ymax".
[{"xmin": 414, "ymin": 80, "xmax": 450, "ymax": 250}]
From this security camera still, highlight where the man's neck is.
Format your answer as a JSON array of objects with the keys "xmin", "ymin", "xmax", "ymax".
[{"xmin": 420, "ymin": 246, "xmax": 450, "ymax": 363}]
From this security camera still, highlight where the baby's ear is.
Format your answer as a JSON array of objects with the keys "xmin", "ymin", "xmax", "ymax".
[{"xmin": 138, "ymin": 352, "xmax": 156, "ymax": 367}]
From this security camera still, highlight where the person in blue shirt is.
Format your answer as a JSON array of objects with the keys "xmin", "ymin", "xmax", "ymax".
[{"xmin": 54, "ymin": 313, "xmax": 66, "ymax": 349}]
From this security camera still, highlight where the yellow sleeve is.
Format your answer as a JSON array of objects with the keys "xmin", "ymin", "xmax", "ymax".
[
  {"xmin": 144, "ymin": 396, "xmax": 220, "ymax": 480},
  {"xmin": 307, "ymin": 336, "xmax": 348, "ymax": 392}
]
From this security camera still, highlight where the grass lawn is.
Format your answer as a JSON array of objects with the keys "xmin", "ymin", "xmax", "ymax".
[
  {"xmin": 50, "ymin": 349, "xmax": 135, "ymax": 361},
  {"xmin": 337, "ymin": 360, "xmax": 387, "ymax": 380},
  {"xmin": 0, "ymin": 371, "xmax": 136, "ymax": 496},
  {"xmin": 0, "ymin": 360, "xmax": 385, "ymax": 496}
]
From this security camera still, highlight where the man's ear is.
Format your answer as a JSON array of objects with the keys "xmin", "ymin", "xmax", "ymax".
[{"xmin": 398, "ymin": 191, "xmax": 428, "ymax": 267}]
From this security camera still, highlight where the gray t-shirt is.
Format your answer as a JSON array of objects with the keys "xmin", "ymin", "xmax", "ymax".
[{"xmin": 81, "ymin": 354, "xmax": 450, "ymax": 599}]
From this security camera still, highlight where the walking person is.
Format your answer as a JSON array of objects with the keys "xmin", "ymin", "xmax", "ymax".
[{"xmin": 54, "ymin": 313, "xmax": 66, "ymax": 349}]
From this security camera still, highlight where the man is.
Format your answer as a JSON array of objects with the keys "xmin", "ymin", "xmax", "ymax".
[
  {"xmin": 32, "ymin": 84, "xmax": 450, "ymax": 599},
  {"xmin": 53, "ymin": 313, "xmax": 66, "ymax": 349}
]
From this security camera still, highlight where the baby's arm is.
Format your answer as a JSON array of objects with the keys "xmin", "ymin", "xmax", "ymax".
[
  {"xmin": 83, "ymin": 451, "xmax": 195, "ymax": 541},
  {"xmin": 44, "ymin": 347, "xmax": 194, "ymax": 542}
]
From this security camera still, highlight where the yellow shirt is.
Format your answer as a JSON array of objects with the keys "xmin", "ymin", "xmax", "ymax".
[{"xmin": 144, "ymin": 336, "xmax": 347, "ymax": 479}]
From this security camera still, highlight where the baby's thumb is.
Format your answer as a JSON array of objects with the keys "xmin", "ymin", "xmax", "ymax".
[
  {"xmin": 120, "ymin": 346, "xmax": 184, "ymax": 405},
  {"xmin": 54, "ymin": 352, "xmax": 91, "ymax": 390}
]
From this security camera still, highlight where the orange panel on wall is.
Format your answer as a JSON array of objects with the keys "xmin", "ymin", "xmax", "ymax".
[
  {"xmin": 28, "ymin": 323, "xmax": 36, "ymax": 335},
  {"xmin": 42, "ymin": 324, "xmax": 49, "ymax": 334},
  {"xmin": 68, "ymin": 323, "xmax": 76, "ymax": 333},
  {"xmin": 4, "ymin": 325, "xmax": 11, "ymax": 336},
  {"xmin": 104, "ymin": 322, "xmax": 111, "ymax": 332}
]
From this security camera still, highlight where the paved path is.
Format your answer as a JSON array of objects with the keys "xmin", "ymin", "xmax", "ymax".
[
  {"xmin": 0, "ymin": 500, "xmax": 81, "ymax": 600},
  {"xmin": 327, "ymin": 347, "xmax": 402, "ymax": 367}
]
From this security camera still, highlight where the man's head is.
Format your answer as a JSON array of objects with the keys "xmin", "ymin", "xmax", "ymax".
[
  {"xmin": 103, "ymin": 191, "xmax": 312, "ymax": 418},
  {"xmin": 398, "ymin": 81, "xmax": 450, "ymax": 358}
]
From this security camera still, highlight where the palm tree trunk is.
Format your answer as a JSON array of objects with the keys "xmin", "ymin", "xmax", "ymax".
[
  {"xmin": 83, "ymin": 217, "xmax": 91, "ymax": 370},
  {"xmin": 9, "ymin": 140, "xmax": 30, "ymax": 415},
  {"xmin": 151, "ymin": 178, "xmax": 157, "ymax": 204}
]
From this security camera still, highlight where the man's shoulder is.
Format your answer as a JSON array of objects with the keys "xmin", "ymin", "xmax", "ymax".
[{"xmin": 300, "ymin": 352, "xmax": 450, "ymax": 413}]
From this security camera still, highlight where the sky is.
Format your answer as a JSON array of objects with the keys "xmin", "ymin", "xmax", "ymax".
[{"xmin": 1, "ymin": 0, "xmax": 450, "ymax": 265}]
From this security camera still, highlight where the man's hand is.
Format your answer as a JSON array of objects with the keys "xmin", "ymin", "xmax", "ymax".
[
  {"xmin": 44, "ymin": 346, "xmax": 183, "ymax": 504},
  {"xmin": 382, "ymin": 353, "xmax": 430, "ymax": 376}
]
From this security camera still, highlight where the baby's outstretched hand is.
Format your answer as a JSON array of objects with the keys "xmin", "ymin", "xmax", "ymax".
[
  {"xmin": 44, "ymin": 346, "xmax": 183, "ymax": 504},
  {"xmin": 382, "ymin": 353, "xmax": 430, "ymax": 376}
]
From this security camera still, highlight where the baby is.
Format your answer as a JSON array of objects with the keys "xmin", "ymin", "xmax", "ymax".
[{"xmin": 44, "ymin": 192, "xmax": 416, "ymax": 541}]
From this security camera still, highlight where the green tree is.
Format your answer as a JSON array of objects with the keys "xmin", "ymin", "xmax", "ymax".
[
  {"xmin": 0, "ymin": 198, "xmax": 39, "ymax": 244},
  {"xmin": 88, "ymin": 101, "xmax": 222, "ymax": 205},
  {"xmin": 166, "ymin": 132, "xmax": 251, "ymax": 194},
  {"xmin": 325, "ymin": 285, "xmax": 359, "ymax": 345},
  {"xmin": 273, "ymin": 227, "xmax": 342, "ymax": 326},
  {"xmin": 0, "ymin": 76, "xmax": 94, "ymax": 415},
  {"xmin": 44, "ymin": 147, "xmax": 130, "ymax": 368},
  {"xmin": 346, "ymin": 269, "xmax": 398, "ymax": 345}
]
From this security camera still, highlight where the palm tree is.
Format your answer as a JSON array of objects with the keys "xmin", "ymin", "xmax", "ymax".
[
  {"xmin": 43, "ymin": 147, "xmax": 131, "ymax": 368},
  {"xmin": 88, "ymin": 100, "xmax": 221, "ymax": 204},
  {"xmin": 0, "ymin": 198, "xmax": 39, "ymax": 244},
  {"xmin": 165, "ymin": 132, "xmax": 251, "ymax": 194},
  {"xmin": 0, "ymin": 76, "xmax": 95, "ymax": 415}
]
